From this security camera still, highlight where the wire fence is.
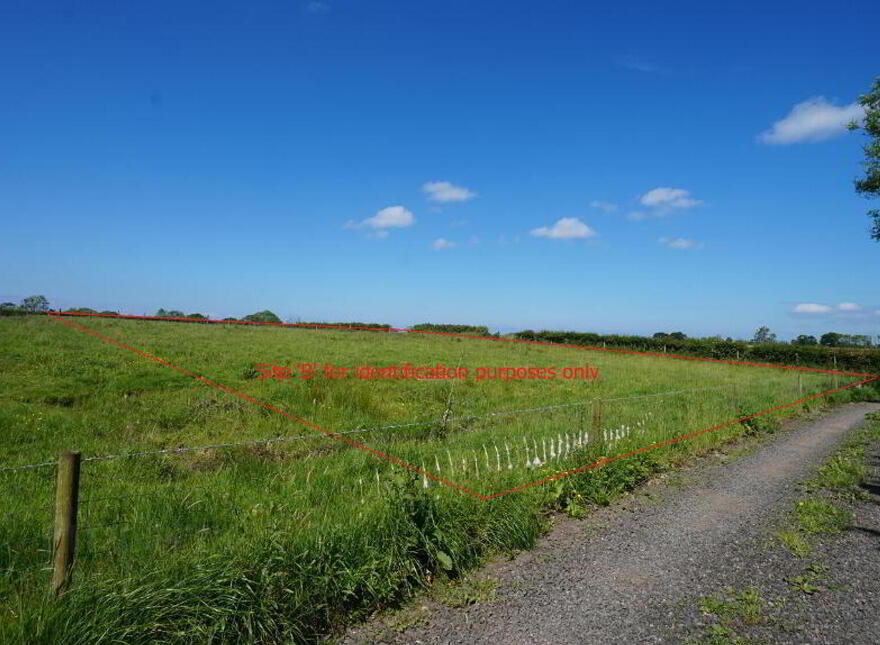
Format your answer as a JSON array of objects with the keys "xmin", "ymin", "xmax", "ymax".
[
  {"xmin": 0, "ymin": 374, "xmax": 847, "ymax": 595},
  {"xmin": 1, "ymin": 383, "xmax": 744, "ymax": 474}
]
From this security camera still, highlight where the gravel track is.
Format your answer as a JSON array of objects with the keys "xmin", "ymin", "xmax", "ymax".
[{"xmin": 341, "ymin": 402, "xmax": 880, "ymax": 645}]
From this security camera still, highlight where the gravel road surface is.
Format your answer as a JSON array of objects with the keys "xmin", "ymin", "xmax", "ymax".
[{"xmin": 341, "ymin": 402, "xmax": 880, "ymax": 645}]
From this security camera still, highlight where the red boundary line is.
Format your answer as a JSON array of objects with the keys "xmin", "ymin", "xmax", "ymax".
[
  {"xmin": 46, "ymin": 314, "xmax": 483, "ymax": 499},
  {"xmin": 47, "ymin": 311, "xmax": 876, "ymax": 378},
  {"xmin": 45, "ymin": 311, "xmax": 879, "ymax": 500}
]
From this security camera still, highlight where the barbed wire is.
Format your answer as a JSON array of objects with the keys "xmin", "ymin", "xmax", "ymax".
[
  {"xmin": 0, "ymin": 383, "xmax": 745, "ymax": 472},
  {"xmin": 79, "ymin": 419, "xmax": 436, "ymax": 464},
  {"xmin": 455, "ymin": 384, "xmax": 736, "ymax": 423},
  {"xmin": 0, "ymin": 460, "xmax": 56, "ymax": 473}
]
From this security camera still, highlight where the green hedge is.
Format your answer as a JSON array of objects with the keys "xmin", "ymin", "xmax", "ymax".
[
  {"xmin": 298, "ymin": 321, "xmax": 392, "ymax": 331},
  {"xmin": 513, "ymin": 330, "xmax": 880, "ymax": 377},
  {"xmin": 410, "ymin": 323, "xmax": 491, "ymax": 336}
]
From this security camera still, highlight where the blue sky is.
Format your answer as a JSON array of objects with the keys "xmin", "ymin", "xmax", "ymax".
[{"xmin": 2, "ymin": 0, "xmax": 878, "ymax": 340}]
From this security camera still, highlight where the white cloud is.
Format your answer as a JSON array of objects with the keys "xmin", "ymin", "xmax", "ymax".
[
  {"xmin": 360, "ymin": 205, "xmax": 414, "ymax": 230},
  {"xmin": 590, "ymin": 200, "xmax": 618, "ymax": 213},
  {"xmin": 530, "ymin": 217, "xmax": 597, "ymax": 240},
  {"xmin": 366, "ymin": 230, "xmax": 389, "ymax": 240},
  {"xmin": 422, "ymin": 181, "xmax": 476, "ymax": 203},
  {"xmin": 640, "ymin": 187, "xmax": 702, "ymax": 210},
  {"xmin": 792, "ymin": 303, "xmax": 833, "ymax": 314},
  {"xmin": 626, "ymin": 211, "xmax": 647, "ymax": 221},
  {"xmin": 837, "ymin": 302, "xmax": 862, "ymax": 311},
  {"xmin": 658, "ymin": 237, "xmax": 700, "ymax": 250},
  {"xmin": 759, "ymin": 97, "xmax": 864, "ymax": 144},
  {"xmin": 432, "ymin": 238, "xmax": 455, "ymax": 250},
  {"xmin": 305, "ymin": 1, "xmax": 330, "ymax": 14}
]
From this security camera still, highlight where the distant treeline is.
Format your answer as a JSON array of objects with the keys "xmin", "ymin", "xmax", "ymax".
[
  {"xmin": 3, "ymin": 296, "xmax": 877, "ymax": 375},
  {"xmin": 410, "ymin": 323, "xmax": 493, "ymax": 336},
  {"xmin": 298, "ymin": 321, "xmax": 392, "ymax": 330},
  {"xmin": 513, "ymin": 330, "xmax": 880, "ymax": 376}
]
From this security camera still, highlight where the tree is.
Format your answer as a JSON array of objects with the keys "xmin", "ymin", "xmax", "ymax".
[
  {"xmin": 652, "ymin": 332, "xmax": 669, "ymax": 339},
  {"xmin": 792, "ymin": 334, "xmax": 818, "ymax": 346},
  {"xmin": 820, "ymin": 332, "xmax": 842, "ymax": 347},
  {"xmin": 0, "ymin": 302, "xmax": 18, "ymax": 310},
  {"xmin": 668, "ymin": 331, "xmax": 687, "ymax": 340},
  {"xmin": 20, "ymin": 295, "xmax": 49, "ymax": 312},
  {"xmin": 243, "ymin": 310, "xmax": 281, "ymax": 323},
  {"xmin": 833, "ymin": 333, "xmax": 873, "ymax": 347},
  {"xmin": 186, "ymin": 313, "xmax": 207, "ymax": 320},
  {"xmin": 751, "ymin": 326, "xmax": 777, "ymax": 344},
  {"xmin": 156, "ymin": 309, "xmax": 185, "ymax": 318},
  {"xmin": 848, "ymin": 76, "xmax": 880, "ymax": 240}
]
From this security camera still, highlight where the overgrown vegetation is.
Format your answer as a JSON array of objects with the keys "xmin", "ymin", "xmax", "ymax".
[{"xmin": 0, "ymin": 315, "xmax": 876, "ymax": 643}]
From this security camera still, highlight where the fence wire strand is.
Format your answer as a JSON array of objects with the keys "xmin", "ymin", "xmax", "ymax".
[{"xmin": 1, "ymin": 383, "xmax": 744, "ymax": 472}]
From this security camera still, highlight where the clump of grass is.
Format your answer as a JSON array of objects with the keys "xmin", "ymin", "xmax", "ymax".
[
  {"xmin": 807, "ymin": 452, "xmax": 866, "ymax": 493},
  {"xmin": 700, "ymin": 624, "xmax": 754, "ymax": 645},
  {"xmin": 698, "ymin": 595, "xmax": 738, "ymax": 620},
  {"xmin": 735, "ymin": 587, "xmax": 764, "ymax": 625},
  {"xmin": 696, "ymin": 587, "xmax": 766, "ymax": 644},
  {"xmin": 803, "ymin": 415, "xmax": 880, "ymax": 500},
  {"xmin": 795, "ymin": 498, "xmax": 851, "ymax": 535},
  {"xmin": 775, "ymin": 529, "xmax": 811, "ymax": 557}
]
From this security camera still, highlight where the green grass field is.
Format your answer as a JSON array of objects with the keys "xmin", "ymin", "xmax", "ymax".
[{"xmin": 0, "ymin": 315, "xmax": 873, "ymax": 643}]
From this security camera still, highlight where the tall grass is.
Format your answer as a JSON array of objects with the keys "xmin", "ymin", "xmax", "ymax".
[{"xmin": 0, "ymin": 315, "xmax": 873, "ymax": 643}]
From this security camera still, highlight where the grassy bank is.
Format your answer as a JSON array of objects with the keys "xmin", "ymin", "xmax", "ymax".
[{"xmin": 0, "ymin": 314, "xmax": 875, "ymax": 643}]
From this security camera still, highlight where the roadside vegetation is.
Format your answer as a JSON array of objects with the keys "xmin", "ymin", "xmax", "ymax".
[{"xmin": 775, "ymin": 411, "xmax": 880, "ymax": 558}]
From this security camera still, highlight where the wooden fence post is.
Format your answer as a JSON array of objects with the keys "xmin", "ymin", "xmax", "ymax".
[
  {"xmin": 592, "ymin": 399, "xmax": 604, "ymax": 451},
  {"xmin": 51, "ymin": 451, "xmax": 81, "ymax": 596},
  {"xmin": 833, "ymin": 354, "xmax": 839, "ymax": 389}
]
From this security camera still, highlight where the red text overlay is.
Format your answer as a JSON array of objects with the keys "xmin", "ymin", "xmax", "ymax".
[{"xmin": 256, "ymin": 363, "xmax": 600, "ymax": 382}]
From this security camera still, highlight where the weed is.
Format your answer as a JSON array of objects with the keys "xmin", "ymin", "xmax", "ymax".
[
  {"xmin": 775, "ymin": 529, "xmax": 811, "ymax": 557},
  {"xmin": 699, "ymin": 596, "xmax": 737, "ymax": 620},
  {"xmin": 787, "ymin": 563, "xmax": 828, "ymax": 594},
  {"xmin": 702, "ymin": 623, "xmax": 752, "ymax": 644},
  {"xmin": 736, "ymin": 587, "xmax": 763, "ymax": 625},
  {"xmin": 795, "ymin": 499, "xmax": 851, "ymax": 535}
]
